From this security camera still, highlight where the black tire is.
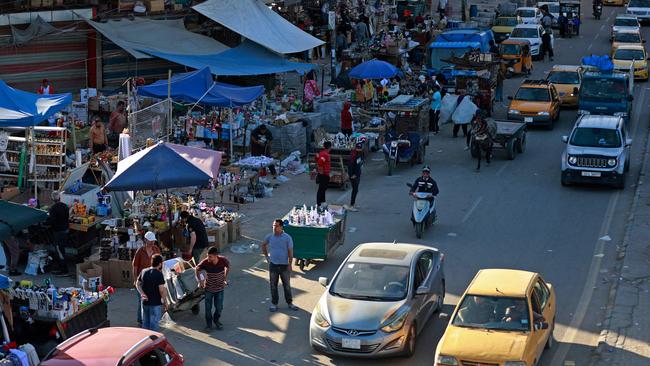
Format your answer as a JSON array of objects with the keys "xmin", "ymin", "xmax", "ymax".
[
  {"xmin": 191, "ymin": 304, "xmax": 200, "ymax": 315},
  {"xmin": 625, "ymin": 159, "xmax": 630, "ymax": 172},
  {"xmin": 516, "ymin": 133, "xmax": 526, "ymax": 153},
  {"xmin": 614, "ymin": 173, "xmax": 626, "ymax": 190},
  {"xmin": 506, "ymin": 139, "xmax": 516, "ymax": 160},
  {"xmin": 545, "ymin": 321, "xmax": 555, "ymax": 349},
  {"xmin": 415, "ymin": 222, "xmax": 423, "ymax": 239},
  {"xmin": 561, "ymin": 172, "xmax": 570, "ymax": 186},
  {"xmin": 402, "ymin": 323, "xmax": 417, "ymax": 357}
]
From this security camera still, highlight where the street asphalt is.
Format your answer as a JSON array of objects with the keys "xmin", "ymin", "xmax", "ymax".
[{"xmin": 96, "ymin": 5, "xmax": 649, "ymax": 366}]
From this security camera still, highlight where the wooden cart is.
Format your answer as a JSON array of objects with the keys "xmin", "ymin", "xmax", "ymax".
[
  {"xmin": 309, "ymin": 152, "xmax": 350, "ymax": 190},
  {"xmin": 470, "ymin": 119, "xmax": 527, "ymax": 160},
  {"xmin": 444, "ymin": 51, "xmax": 500, "ymax": 116}
]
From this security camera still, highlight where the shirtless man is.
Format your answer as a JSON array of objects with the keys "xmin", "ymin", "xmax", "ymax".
[
  {"xmin": 89, "ymin": 117, "xmax": 108, "ymax": 154},
  {"xmin": 108, "ymin": 101, "xmax": 127, "ymax": 148}
]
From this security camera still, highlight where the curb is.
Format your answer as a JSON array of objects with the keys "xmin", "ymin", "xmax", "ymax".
[{"xmin": 590, "ymin": 122, "xmax": 650, "ymax": 364}]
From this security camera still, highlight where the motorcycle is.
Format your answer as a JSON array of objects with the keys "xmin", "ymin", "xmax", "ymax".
[
  {"xmin": 593, "ymin": 4, "xmax": 602, "ymax": 20},
  {"xmin": 407, "ymin": 184, "xmax": 437, "ymax": 239},
  {"xmin": 383, "ymin": 132, "xmax": 420, "ymax": 176}
]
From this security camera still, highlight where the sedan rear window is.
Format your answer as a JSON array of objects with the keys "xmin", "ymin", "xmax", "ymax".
[
  {"xmin": 614, "ymin": 32, "xmax": 642, "ymax": 43},
  {"xmin": 614, "ymin": 48, "xmax": 646, "ymax": 61},
  {"xmin": 570, "ymin": 127, "xmax": 622, "ymax": 148},
  {"xmin": 614, "ymin": 18, "xmax": 639, "ymax": 27},
  {"xmin": 330, "ymin": 262, "xmax": 410, "ymax": 301}
]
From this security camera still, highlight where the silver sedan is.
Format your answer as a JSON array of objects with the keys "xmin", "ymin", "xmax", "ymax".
[{"xmin": 310, "ymin": 242, "xmax": 445, "ymax": 358}]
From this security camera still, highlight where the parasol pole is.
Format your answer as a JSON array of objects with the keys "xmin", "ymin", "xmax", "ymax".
[
  {"xmin": 229, "ymin": 102, "xmax": 234, "ymax": 160},
  {"xmin": 166, "ymin": 188, "xmax": 174, "ymax": 252},
  {"xmin": 167, "ymin": 70, "xmax": 172, "ymax": 142}
]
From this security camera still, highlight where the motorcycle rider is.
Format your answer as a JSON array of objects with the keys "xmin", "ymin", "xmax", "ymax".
[
  {"xmin": 410, "ymin": 165, "xmax": 439, "ymax": 199},
  {"xmin": 593, "ymin": 0, "xmax": 602, "ymax": 17}
]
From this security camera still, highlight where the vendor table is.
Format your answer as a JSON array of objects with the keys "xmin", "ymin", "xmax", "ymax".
[
  {"xmin": 283, "ymin": 209, "xmax": 347, "ymax": 271},
  {"xmin": 67, "ymin": 216, "xmax": 109, "ymax": 262}
]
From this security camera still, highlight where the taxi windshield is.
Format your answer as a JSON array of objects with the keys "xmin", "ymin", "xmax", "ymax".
[
  {"xmin": 452, "ymin": 296, "xmax": 531, "ymax": 332},
  {"xmin": 628, "ymin": 0, "xmax": 650, "ymax": 7},
  {"xmin": 517, "ymin": 9, "xmax": 535, "ymax": 17},
  {"xmin": 547, "ymin": 71, "xmax": 580, "ymax": 84},
  {"xmin": 614, "ymin": 18, "xmax": 639, "ymax": 27},
  {"xmin": 511, "ymin": 27, "xmax": 539, "ymax": 38},
  {"xmin": 515, "ymin": 87, "xmax": 550, "ymax": 102},
  {"xmin": 500, "ymin": 43, "xmax": 521, "ymax": 55},
  {"xmin": 570, "ymin": 128, "xmax": 622, "ymax": 148},
  {"xmin": 614, "ymin": 32, "xmax": 642, "ymax": 43},
  {"xmin": 614, "ymin": 49, "xmax": 645, "ymax": 61},
  {"xmin": 495, "ymin": 17, "xmax": 518, "ymax": 26}
]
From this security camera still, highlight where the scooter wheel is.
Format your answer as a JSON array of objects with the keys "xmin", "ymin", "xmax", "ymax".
[{"xmin": 415, "ymin": 223, "xmax": 424, "ymax": 239}]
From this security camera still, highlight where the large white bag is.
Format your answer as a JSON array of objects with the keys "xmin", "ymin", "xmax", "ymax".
[
  {"xmin": 452, "ymin": 97, "xmax": 478, "ymax": 125},
  {"xmin": 439, "ymin": 94, "xmax": 459, "ymax": 125}
]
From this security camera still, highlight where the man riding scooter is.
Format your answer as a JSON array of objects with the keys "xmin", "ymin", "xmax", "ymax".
[
  {"xmin": 408, "ymin": 165, "xmax": 439, "ymax": 238},
  {"xmin": 593, "ymin": 0, "xmax": 602, "ymax": 20}
]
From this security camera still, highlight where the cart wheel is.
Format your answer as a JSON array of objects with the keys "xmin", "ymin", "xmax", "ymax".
[
  {"xmin": 298, "ymin": 259, "xmax": 306, "ymax": 271},
  {"xmin": 506, "ymin": 139, "xmax": 516, "ymax": 160},
  {"xmin": 516, "ymin": 133, "xmax": 526, "ymax": 153},
  {"xmin": 191, "ymin": 304, "xmax": 200, "ymax": 315}
]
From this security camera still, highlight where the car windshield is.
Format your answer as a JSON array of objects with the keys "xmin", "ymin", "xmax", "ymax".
[
  {"xmin": 581, "ymin": 78, "xmax": 627, "ymax": 102},
  {"xmin": 629, "ymin": 0, "xmax": 650, "ymax": 7},
  {"xmin": 495, "ymin": 17, "xmax": 518, "ymax": 26},
  {"xmin": 330, "ymin": 262, "xmax": 410, "ymax": 301},
  {"xmin": 452, "ymin": 296, "xmax": 531, "ymax": 332},
  {"xmin": 515, "ymin": 87, "xmax": 550, "ymax": 101},
  {"xmin": 511, "ymin": 28, "xmax": 539, "ymax": 38},
  {"xmin": 615, "ymin": 18, "xmax": 639, "ymax": 27},
  {"xmin": 500, "ymin": 43, "xmax": 521, "ymax": 55},
  {"xmin": 614, "ymin": 49, "xmax": 645, "ymax": 61},
  {"xmin": 517, "ymin": 9, "xmax": 535, "ymax": 17},
  {"xmin": 614, "ymin": 32, "xmax": 642, "ymax": 43},
  {"xmin": 570, "ymin": 127, "xmax": 622, "ymax": 148},
  {"xmin": 547, "ymin": 71, "xmax": 580, "ymax": 84}
]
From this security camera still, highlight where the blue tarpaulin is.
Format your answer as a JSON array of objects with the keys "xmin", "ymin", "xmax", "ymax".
[
  {"xmin": 103, "ymin": 142, "xmax": 212, "ymax": 191},
  {"xmin": 140, "ymin": 40, "xmax": 317, "ymax": 76},
  {"xmin": 582, "ymin": 55, "xmax": 614, "ymax": 72},
  {"xmin": 349, "ymin": 59, "xmax": 401, "ymax": 79},
  {"xmin": 137, "ymin": 67, "xmax": 264, "ymax": 107},
  {"xmin": 0, "ymin": 80, "xmax": 72, "ymax": 128}
]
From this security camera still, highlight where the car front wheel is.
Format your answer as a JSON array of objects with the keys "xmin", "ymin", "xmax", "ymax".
[
  {"xmin": 402, "ymin": 323, "xmax": 417, "ymax": 357},
  {"xmin": 545, "ymin": 320, "xmax": 555, "ymax": 349}
]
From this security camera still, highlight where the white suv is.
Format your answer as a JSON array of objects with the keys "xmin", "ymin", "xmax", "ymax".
[{"xmin": 561, "ymin": 115, "xmax": 632, "ymax": 189}]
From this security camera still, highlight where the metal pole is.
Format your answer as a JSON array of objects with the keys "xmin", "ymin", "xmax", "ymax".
[
  {"xmin": 167, "ymin": 69, "xmax": 172, "ymax": 142},
  {"xmin": 229, "ymin": 104, "xmax": 234, "ymax": 160}
]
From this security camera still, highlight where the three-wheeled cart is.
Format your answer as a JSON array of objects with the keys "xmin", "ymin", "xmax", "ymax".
[
  {"xmin": 283, "ymin": 208, "xmax": 347, "ymax": 271},
  {"xmin": 470, "ymin": 119, "xmax": 527, "ymax": 160},
  {"xmin": 560, "ymin": 1, "xmax": 581, "ymax": 38}
]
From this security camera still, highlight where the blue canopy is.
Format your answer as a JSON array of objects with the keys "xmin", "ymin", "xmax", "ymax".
[
  {"xmin": 140, "ymin": 40, "xmax": 317, "ymax": 76},
  {"xmin": 349, "ymin": 59, "xmax": 400, "ymax": 79},
  {"xmin": 0, "ymin": 80, "xmax": 72, "ymax": 128},
  {"xmin": 103, "ymin": 142, "xmax": 212, "ymax": 191},
  {"xmin": 137, "ymin": 67, "xmax": 264, "ymax": 107}
]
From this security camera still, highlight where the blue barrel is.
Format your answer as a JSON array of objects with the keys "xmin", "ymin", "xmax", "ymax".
[
  {"xmin": 447, "ymin": 20, "xmax": 462, "ymax": 29},
  {"xmin": 469, "ymin": 4, "xmax": 478, "ymax": 18}
]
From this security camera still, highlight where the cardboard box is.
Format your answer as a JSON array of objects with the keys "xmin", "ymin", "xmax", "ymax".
[
  {"xmin": 109, "ymin": 259, "xmax": 134, "ymax": 288},
  {"xmin": 226, "ymin": 218, "xmax": 241, "ymax": 243},
  {"xmin": 172, "ymin": 225, "xmax": 190, "ymax": 253},
  {"xmin": 94, "ymin": 260, "xmax": 112, "ymax": 286},
  {"xmin": 118, "ymin": 0, "xmax": 135, "ymax": 11},
  {"xmin": 145, "ymin": 0, "xmax": 165, "ymax": 12},
  {"xmin": 206, "ymin": 225, "xmax": 228, "ymax": 252},
  {"xmin": 76, "ymin": 261, "xmax": 103, "ymax": 290}
]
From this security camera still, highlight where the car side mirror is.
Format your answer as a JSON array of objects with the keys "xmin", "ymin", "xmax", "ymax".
[
  {"xmin": 562, "ymin": 136, "xmax": 568, "ymax": 143},
  {"xmin": 626, "ymin": 138, "xmax": 633, "ymax": 146},
  {"xmin": 415, "ymin": 285, "xmax": 429, "ymax": 296},
  {"xmin": 507, "ymin": 96, "xmax": 513, "ymax": 100},
  {"xmin": 628, "ymin": 95, "xmax": 634, "ymax": 101},
  {"xmin": 318, "ymin": 277, "xmax": 329, "ymax": 287}
]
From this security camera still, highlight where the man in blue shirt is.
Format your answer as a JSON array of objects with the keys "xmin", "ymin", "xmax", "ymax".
[
  {"xmin": 262, "ymin": 219, "xmax": 298, "ymax": 312},
  {"xmin": 429, "ymin": 85, "xmax": 442, "ymax": 134}
]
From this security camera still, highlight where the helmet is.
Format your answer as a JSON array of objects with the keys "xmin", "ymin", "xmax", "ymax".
[{"xmin": 422, "ymin": 165, "xmax": 431, "ymax": 173}]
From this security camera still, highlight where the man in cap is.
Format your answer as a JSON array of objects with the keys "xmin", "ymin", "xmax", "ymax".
[
  {"xmin": 132, "ymin": 231, "xmax": 161, "ymax": 326},
  {"xmin": 48, "ymin": 191, "xmax": 70, "ymax": 275},
  {"xmin": 410, "ymin": 165, "xmax": 440, "ymax": 200}
]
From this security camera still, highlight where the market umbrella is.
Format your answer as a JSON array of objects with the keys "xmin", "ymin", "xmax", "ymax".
[
  {"xmin": 0, "ymin": 200, "xmax": 47, "ymax": 241},
  {"xmin": 348, "ymin": 59, "xmax": 401, "ymax": 79}
]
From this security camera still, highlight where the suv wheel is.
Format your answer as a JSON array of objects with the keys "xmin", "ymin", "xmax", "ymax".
[
  {"xmin": 561, "ymin": 172, "xmax": 571, "ymax": 186},
  {"xmin": 614, "ymin": 173, "xmax": 626, "ymax": 190},
  {"xmin": 625, "ymin": 159, "xmax": 630, "ymax": 172}
]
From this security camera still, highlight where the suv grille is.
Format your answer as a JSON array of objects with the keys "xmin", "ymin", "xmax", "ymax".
[
  {"xmin": 461, "ymin": 361, "xmax": 499, "ymax": 366},
  {"xmin": 575, "ymin": 156, "xmax": 608, "ymax": 168},
  {"xmin": 325, "ymin": 338, "xmax": 380, "ymax": 353}
]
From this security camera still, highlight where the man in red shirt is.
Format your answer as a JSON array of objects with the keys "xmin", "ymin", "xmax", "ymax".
[
  {"xmin": 340, "ymin": 102, "xmax": 353, "ymax": 136},
  {"xmin": 195, "ymin": 246, "xmax": 230, "ymax": 331},
  {"xmin": 316, "ymin": 141, "xmax": 332, "ymax": 207}
]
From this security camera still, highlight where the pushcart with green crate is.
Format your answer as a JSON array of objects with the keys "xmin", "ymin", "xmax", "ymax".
[{"xmin": 282, "ymin": 208, "xmax": 348, "ymax": 271}]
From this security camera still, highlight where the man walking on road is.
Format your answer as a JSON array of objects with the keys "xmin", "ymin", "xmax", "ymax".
[
  {"xmin": 316, "ymin": 141, "xmax": 332, "ymax": 207},
  {"xmin": 132, "ymin": 231, "xmax": 161, "ymax": 326},
  {"xmin": 181, "ymin": 210, "xmax": 209, "ymax": 264},
  {"xmin": 136, "ymin": 254, "xmax": 168, "ymax": 331},
  {"xmin": 48, "ymin": 191, "xmax": 70, "ymax": 275},
  {"xmin": 262, "ymin": 220, "xmax": 298, "ymax": 312},
  {"xmin": 196, "ymin": 246, "xmax": 230, "ymax": 331},
  {"xmin": 540, "ymin": 7, "xmax": 554, "ymax": 61},
  {"xmin": 346, "ymin": 143, "xmax": 364, "ymax": 212}
]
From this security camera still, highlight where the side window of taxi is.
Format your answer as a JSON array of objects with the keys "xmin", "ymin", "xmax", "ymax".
[
  {"xmin": 533, "ymin": 279, "xmax": 550, "ymax": 310},
  {"xmin": 550, "ymin": 86, "xmax": 558, "ymax": 102}
]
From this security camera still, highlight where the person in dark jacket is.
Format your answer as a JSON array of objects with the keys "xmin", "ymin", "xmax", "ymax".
[
  {"xmin": 410, "ymin": 165, "xmax": 439, "ymax": 197},
  {"xmin": 48, "ymin": 191, "xmax": 70, "ymax": 275},
  {"xmin": 346, "ymin": 143, "xmax": 364, "ymax": 212}
]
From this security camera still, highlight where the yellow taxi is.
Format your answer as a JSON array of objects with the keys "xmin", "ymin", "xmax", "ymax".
[
  {"xmin": 507, "ymin": 79, "xmax": 561, "ymax": 129},
  {"xmin": 492, "ymin": 16, "xmax": 522, "ymax": 43},
  {"xmin": 546, "ymin": 65, "xmax": 583, "ymax": 107},
  {"xmin": 434, "ymin": 269, "xmax": 556, "ymax": 366},
  {"xmin": 611, "ymin": 30, "xmax": 644, "ymax": 55},
  {"xmin": 612, "ymin": 44, "xmax": 649, "ymax": 80}
]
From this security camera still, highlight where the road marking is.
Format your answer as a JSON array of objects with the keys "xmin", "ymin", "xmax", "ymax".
[
  {"xmin": 587, "ymin": 43, "xmax": 593, "ymax": 51},
  {"xmin": 497, "ymin": 161, "xmax": 510, "ymax": 175},
  {"xmin": 600, "ymin": 24, "xmax": 605, "ymax": 31},
  {"xmin": 550, "ymin": 190, "xmax": 620, "ymax": 364},
  {"xmin": 595, "ymin": 33, "xmax": 600, "ymax": 40},
  {"xmin": 461, "ymin": 196, "xmax": 483, "ymax": 223}
]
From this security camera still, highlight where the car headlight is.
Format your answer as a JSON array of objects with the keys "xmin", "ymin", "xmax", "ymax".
[
  {"xmin": 578, "ymin": 109, "xmax": 590, "ymax": 115},
  {"xmin": 505, "ymin": 362, "xmax": 526, "ymax": 366},
  {"xmin": 568, "ymin": 155, "xmax": 577, "ymax": 165},
  {"xmin": 380, "ymin": 308, "xmax": 409, "ymax": 333},
  {"xmin": 436, "ymin": 355, "xmax": 459, "ymax": 365},
  {"xmin": 313, "ymin": 302, "xmax": 330, "ymax": 328},
  {"xmin": 538, "ymin": 111, "xmax": 550, "ymax": 115},
  {"xmin": 391, "ymin": 141, "xmax": 398, "ymax": 147},
  {"xmin": 509, "ymin": 109, "xmax": 520, "ymax": 114},
  {"xmin": 608, "ymin": 158, "xmax": 617, "ymax": 167},
  {"xmin": 613, "ymin": 112, "xmax": 628, "ymax": 117}
]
